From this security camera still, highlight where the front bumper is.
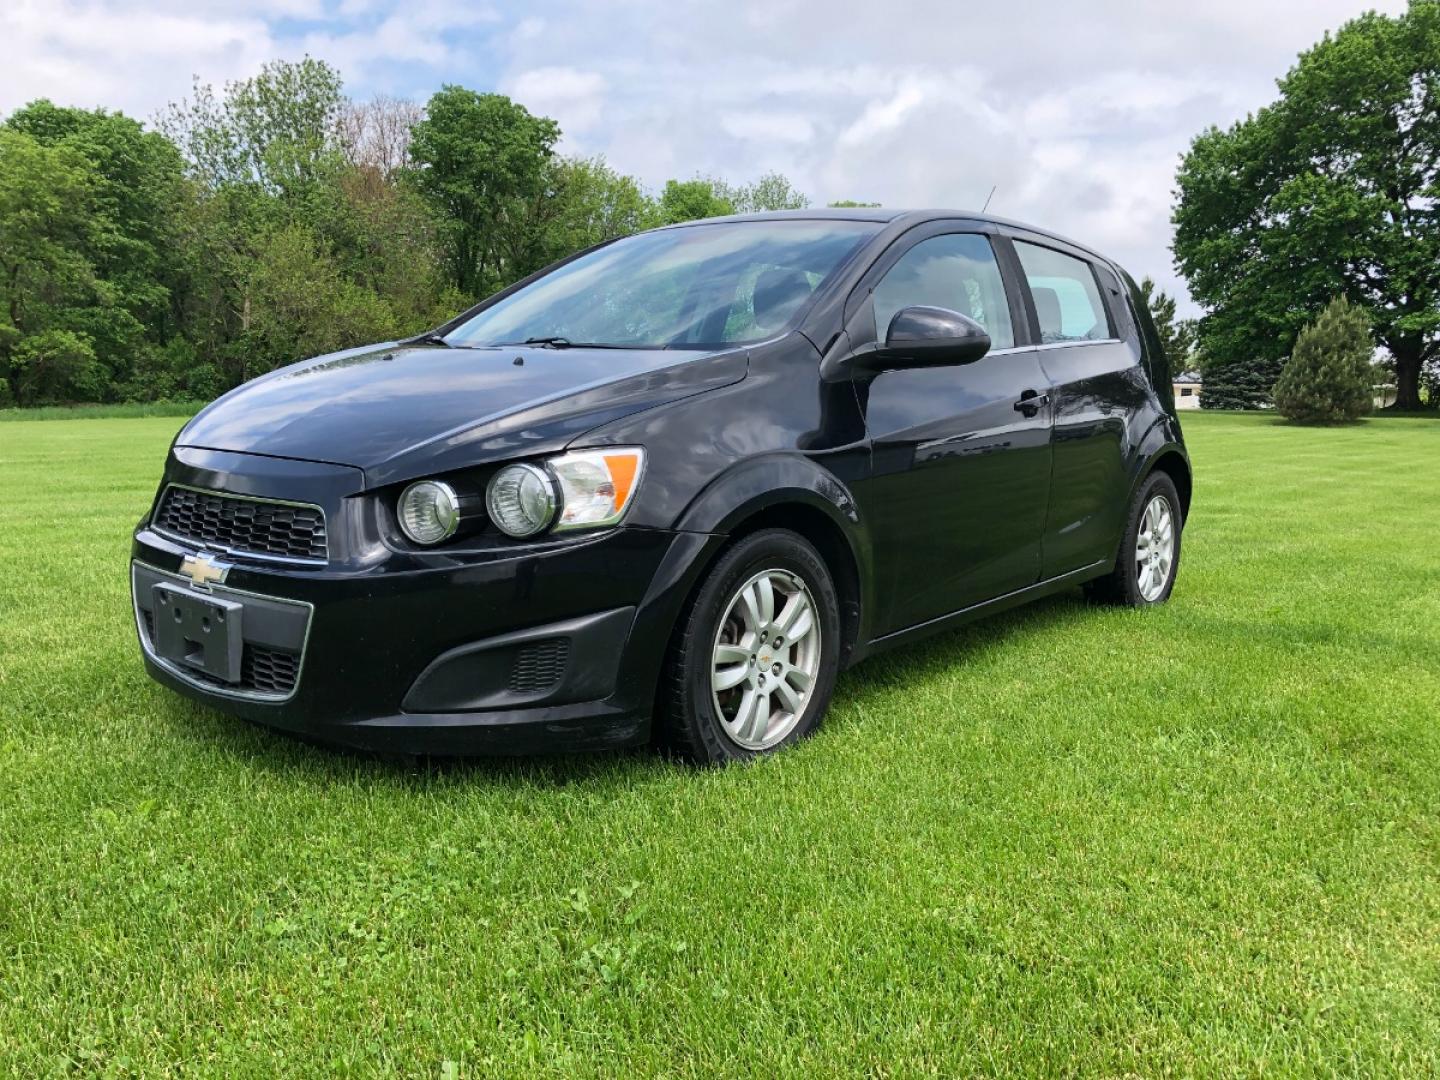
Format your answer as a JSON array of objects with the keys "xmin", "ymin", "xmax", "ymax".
[{"xmin": 131, "ymin": 519, "xmax": 701, "ymax": 755}]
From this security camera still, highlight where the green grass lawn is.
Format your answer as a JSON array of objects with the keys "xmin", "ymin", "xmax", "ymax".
[
  {"xmin": 1, "ymin": 412, "xmax": 1437, "ymax": 1076},
  {"xmin": 0, "ymin": 401, "xmax": 205, "ymax": 423}
]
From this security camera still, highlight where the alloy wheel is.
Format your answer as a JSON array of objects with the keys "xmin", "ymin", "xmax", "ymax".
[
  {"xmin": 1135, "ymin": 494, "xmax": 1175, "ymax": 602},
  {"xmin": 710, "ymin": 568, "xmax": 823, "ymax": 750}
]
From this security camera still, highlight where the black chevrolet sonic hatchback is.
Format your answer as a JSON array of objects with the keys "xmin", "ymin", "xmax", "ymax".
[{"xmin": 132, "ymin": 209, "xmax": 1189, "ymax": 763}]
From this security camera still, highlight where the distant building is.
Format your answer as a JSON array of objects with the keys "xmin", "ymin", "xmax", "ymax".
[{"xmin": 1173, "ymin": 370, "xmax": 1202, "ymax": 409}]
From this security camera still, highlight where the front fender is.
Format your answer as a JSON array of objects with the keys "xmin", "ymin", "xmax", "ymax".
[
  {"xmin": 675, "ymin": 452, "xmax": 861, "ymax": 534},
  {"xmin": 673, "ymin": 452, "xmax": 877, "ymax": 649}
]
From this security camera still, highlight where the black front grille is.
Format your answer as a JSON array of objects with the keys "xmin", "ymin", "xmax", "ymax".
[
  {"xmin": 142, "ymin": 610, "xmax": 302, "ymax": 698},
  {"xmin": 508, "ymin": 639, "xmax": 569, "ymax": 694},
  {"xmin": 154, "ymin": 487, "xmax": 327, "ymax": 561}
]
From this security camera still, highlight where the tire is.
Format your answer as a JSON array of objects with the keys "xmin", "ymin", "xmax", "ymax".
[
  {"xmin": 1085, "ymin": 471, "xmax": 1183, "ymax": 607},
  {"xmin": 659, "ymin": 529, "xmax": 841, "ymax": 764}
]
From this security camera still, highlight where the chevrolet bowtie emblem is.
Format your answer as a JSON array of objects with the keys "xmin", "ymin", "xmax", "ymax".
[{"xmin": 179, "ymin": 552, "xmax": 231, "ymax": 587}]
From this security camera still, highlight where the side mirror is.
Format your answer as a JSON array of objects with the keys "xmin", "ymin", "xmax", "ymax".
[{"xmin": 876, "ymin": 306, "xmax": 992, "ymax": 370}]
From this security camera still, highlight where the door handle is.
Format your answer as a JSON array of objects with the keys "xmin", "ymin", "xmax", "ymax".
[{"xmin": 1014, "ymin": 390, "xmax": 1050, "ymax": 415}]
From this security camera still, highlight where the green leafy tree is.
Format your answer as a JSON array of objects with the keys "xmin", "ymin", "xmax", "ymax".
[
  {"xmin": 0, "ymin": 68, "xmax": 830, "ymax": 408},
  {"xmin": 728, "ymin": 172, "xmax": 808, "ymax": 212},
  {"xmin": 1174, "ymin": 3, "xmax": 1440, "ymax": 410},
  {"xmin": 158, "ymin": 58, "xmax": 347, "ymax": 196},
  {"xmin": 658, "ymin": 172, "xmax": 808, "ymax": 222},
  {"xmin": 828, "ymin": 199, "xmax": 881, "ymax": 208},
  {"xmin": 1273, "ymin": 296, "xmax": 1376, "ymax": 422},
  {"xmin": 6, "ymin": 100, "xmax": 189, "ymax": 400},
  {"xmin": 333, "ymin": 165, "xmax": 463, "ymax": 331},
  {"xmin": 656, "ymin": 178, "xmax": 736, "ymax": 225},
  {"xmin": 158, "ymin": 63, "xmax": 455, "ymax": 388},
  {"xmin": 502, "ymin": 156, "xmax": 657, "ymax": 272},
  {"xmin": 169, "ymin": 168, "xmax": 443, "ymax": 390},
  {"xmin": 0, "ymin": 128, "xmax": 101, "ymax": 404},
  {"xmin": 235, "ymin": 224, "xmax": 401, "ymax": 369},
  {"xmin": 1136, "ymin": 277, "xmax": 1197, "ymax": 370},
  {"xmin": 10, "ymin": 330, "xmax": 103, "ymax": 404},
  {"xmin": 551, "ymin": 157, "xmax": 656, "ymax": 246},
  {"xmin": 407, "ymin": 88, "xmax": 560, "ymax": 297},
  {"xmin": 156, "ymin": 59, "xmax": 359, "ymax": 391}
]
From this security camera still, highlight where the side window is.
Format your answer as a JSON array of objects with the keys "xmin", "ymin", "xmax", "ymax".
[
  {"xmin": 872, "ymin": 234, "xmax": 1014, "ymax": 351},
  {"xmin": 1014, "ymin": 241, "xmax": 1111, "ymax": 344}
]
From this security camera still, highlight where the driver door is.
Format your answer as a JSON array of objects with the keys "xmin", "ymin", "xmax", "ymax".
[{"xmin": 848, "ymin": 227, "xmax": 1054, "ymax": 636}]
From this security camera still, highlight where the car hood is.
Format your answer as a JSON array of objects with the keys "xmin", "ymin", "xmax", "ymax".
[{"xmin": 176, "ymin": 342, "xmax": 748, "ymax": 487}]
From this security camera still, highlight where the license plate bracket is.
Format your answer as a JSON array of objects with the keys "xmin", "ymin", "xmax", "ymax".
[{"xmin": 151, "ymin": 584, "xmax": 243, "ymax": 684}]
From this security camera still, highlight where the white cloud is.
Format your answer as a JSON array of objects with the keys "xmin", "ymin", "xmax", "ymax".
[
  {"xmin": 721, "ymin": 112, "xmax": 814, "ymax": 145},
  {"xmin": 502, "ymin": 66, "xmax": 608, "ymax": 137},
  {"xmin": 0, "ymin": 0, "xmax": 281, "ymax": 118},
  {"xmin": 511, "ymin": 16, "xmax": 546, "ymax": 42},
  {"xmin": 837, "ymin": 81, "xmax": 930, "ymax": 148},
  {"xmin": 298, "ymin": 2, "xmax": 501, "ymax": 92}
]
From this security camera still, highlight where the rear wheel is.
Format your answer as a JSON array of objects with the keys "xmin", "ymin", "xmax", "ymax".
[
  {"xmin": 659, "ymin": 529, "xmax": 840, "ymax": 764},
  {"xmin": 1086, "ymin": 471, "xmax": 1183, "ymax": 607}
]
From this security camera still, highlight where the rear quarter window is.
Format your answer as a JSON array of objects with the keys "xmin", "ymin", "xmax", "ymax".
[{"xmin": 1014, "ymin": 241, "xmax": 1112, "ymax": 344}]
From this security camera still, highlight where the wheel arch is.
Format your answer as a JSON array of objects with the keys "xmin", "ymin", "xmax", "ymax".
[
  {"xmin": 1144, "ymin": 447, "xmax": 1192, "ymax": 522},
  {"xmin": 717, "ymin": 502, "xmax": 864, "ymax": 666},
  {"xmin": 672, "ymin": 455, "xmax": 872, "ymax": 667}
]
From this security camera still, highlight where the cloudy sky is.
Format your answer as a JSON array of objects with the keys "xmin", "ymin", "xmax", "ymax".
[{"xmin": 0, "ymin": 0, "xmax": 1407, "ymax": 311}]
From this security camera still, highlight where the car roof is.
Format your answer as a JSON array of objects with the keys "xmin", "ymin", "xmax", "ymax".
[{"xmin": 656, "ymin": 208, "xmax": 1117, "ymax": 267}]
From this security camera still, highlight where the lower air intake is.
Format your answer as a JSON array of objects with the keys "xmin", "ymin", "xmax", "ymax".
[{"xmin": 508, "ymin": 639, "xmax": 570, "ymax": 695}]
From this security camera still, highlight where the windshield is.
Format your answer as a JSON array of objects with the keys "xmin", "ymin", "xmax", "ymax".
[{"xmin": 444, "ymin": 219, "xmax": 880, "ymax": 350}]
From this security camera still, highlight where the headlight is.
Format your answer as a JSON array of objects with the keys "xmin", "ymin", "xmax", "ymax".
[
  {"xmin": 481, "ymin": 448, "xmax": 645, "ymax": 539},
  {"xmin": 398, "ymin": 480, "xmax": 464, "ymax": 545},
  {"xmin": 549, "ymin": 448, "xmax": 645, "ymax": 532},
  {"xmin": 486, "ymin": 463, "xmax": 558, "ymax": 538}
]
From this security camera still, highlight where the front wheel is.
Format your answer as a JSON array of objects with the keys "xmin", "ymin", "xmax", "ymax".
[
  {"xmin": 659, "ymin": 529, "xmax": 841, "ymax": 764},
  {"xmin": 1086, "ymin": 472, "xmax": 1183, "ymax": 607}
]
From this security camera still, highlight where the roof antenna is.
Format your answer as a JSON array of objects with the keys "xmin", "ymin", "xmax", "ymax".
[{"xmin": 982, "ymin": 185, "xmax": 997, "ymax": 213}]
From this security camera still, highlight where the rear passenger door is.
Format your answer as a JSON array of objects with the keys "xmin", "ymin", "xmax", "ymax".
[
  {"xmin": 1007, "ymin": 235, "xmax": 1143, "ymax": 578},
  {"xmin": 848, "ymin": 225, "xmax": 1054, "ymax": 635}
]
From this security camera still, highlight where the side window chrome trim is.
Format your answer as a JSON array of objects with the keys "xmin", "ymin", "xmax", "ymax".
[
  {"xmin": 1031, "ymin": 338, "xmax": 1123, "ymax": 351},
  {"xmin": 982, "ymin": 339, "xmax": 1120, "ymax": 358}
]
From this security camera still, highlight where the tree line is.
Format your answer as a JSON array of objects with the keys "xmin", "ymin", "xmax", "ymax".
[{"xmin": 0, "ymin": 59, "xmax": 835, "ymax": 408}]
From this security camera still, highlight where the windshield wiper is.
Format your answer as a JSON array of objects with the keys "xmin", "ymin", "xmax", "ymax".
[
  {"xmin": 497, "ymin": 336, "xmax": 632, "ymax": 350},
  {"xmin": 407, "ymin": 330, "xmax": 452, "ymax": 348}
]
